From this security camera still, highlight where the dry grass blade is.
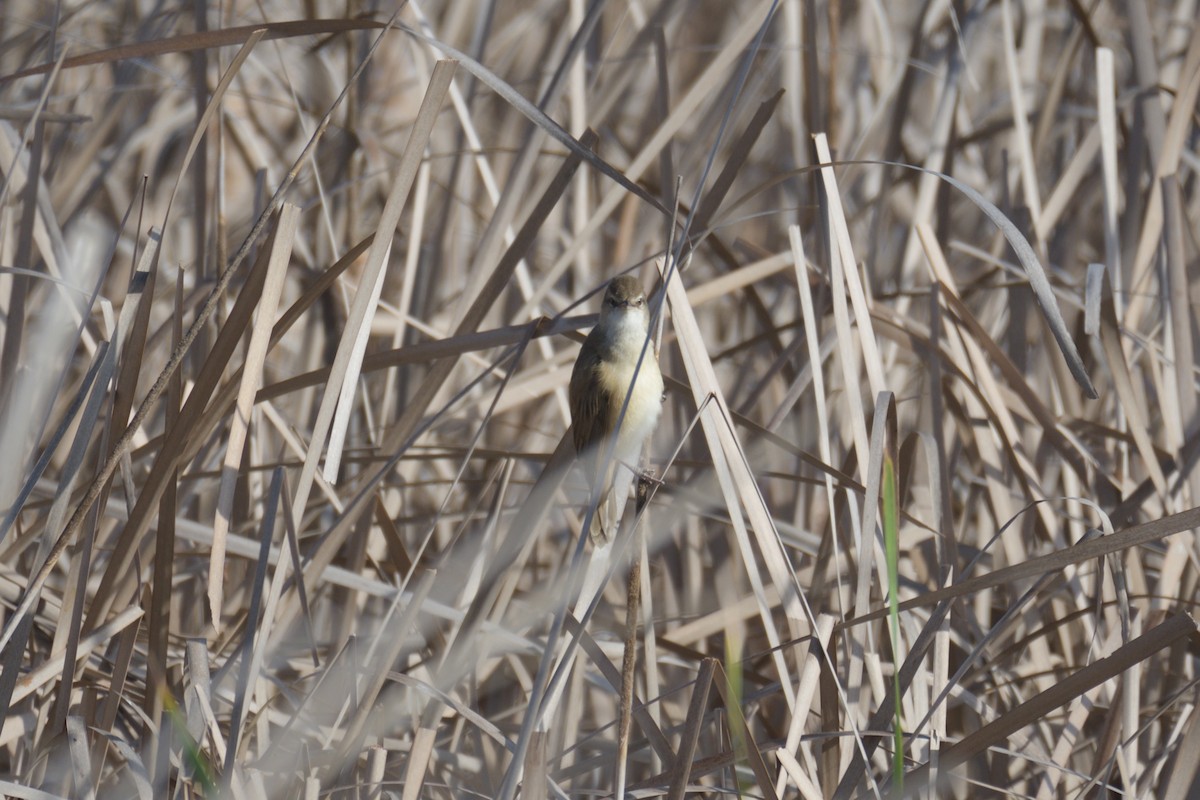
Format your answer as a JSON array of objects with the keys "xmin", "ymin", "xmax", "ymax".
[
  {"xmin": 289, "ymin": 58, "xmax": 456, "ymax": 520},
  {"xmin": 0, "ymin": 342, "xmax": 109, "ymax": 544},
  {"xmin": 775, "ymin": 614, "xmax": 833, "ymax": 795},
  {"xmin": 257, "ymin": 314, "xmax": 583, "ymax": 402},
  {"xmin": 814, "ymin": 134, "xmax": 886, "ymax": 398},
  {"xmin": 320, "ymin": 60, "xmax": 457, "ymax": 483},
  {"xmin": 0, "ymin": 19, "xmax": 391, "ymax": 84},
  {"xmin": 223, "ymin": 468, "xmax": 285, "ymax": 775},
  {"xmin": 668, "ymin": 658, "xmax": 716, "ymax": 800},
  {"xmin": 710, "ymin": 659, "xmax": 781, "ymax": 800},
  {"xmin": 0, "ymin": 27, "xmax": 269, "ymax": 655},
  {"xmin": 65, "ymin": 715, "xmax": 94, "ymax": 800},
  {"xmin": 664, "ymin": 260, "xmax": 806, "ymax": 701},
  {"xmin": 1095, "ymin": 47, "xmax": 1123, "ymax": 303},
  {"xmin": 899, "ymin": 612, "xmax": 1200, "ymax": 797},
  {"xmin": 11, "ymin": 608, "xmax": 142, "ymax": 707},
  {"xmin": 1000, "ymin": 0, "xmax": 1043, "ymax": 226},
  {"xmin": 1161, "ymin": 703, "xmax": 1200, "ymax": 800},
  {"xmin": 328, "ymin": 572, "xmax": 437, "ymax": 788},
  {"xmin": 395, "ymin": 23, "xmax": 666, "ymax": 217},
  {"xmin": 187, "ymin": 235, "xmax": 376, "ymax": 455},
  {"xmin": 1092, "ymin": 263, "xmax": 1166, "ymax": 493},
  {"xmin": 845, "ymin": 505, "xmax": 1200, "ymax": 628},
  {"xmin": 908, "ymin": 160, "xmax": 1097, "ymax": 397},
  {"xmin": 2, "ymin": 3, "xmax": 1199, "ymax": 797},
  {"xmin": 615, "ymin": 525, "xmax": 642, "ymax": 800},
  {"xmin": 80, "ymin": 224, "xmax": 277, "ymax": 633},
  {"xmin": 519, "ymin": 0, "xmax": 777, "ymax": 314},
  {"xmin": 209, "ymin": 201, "xmax": 299, "ymax": 628}
]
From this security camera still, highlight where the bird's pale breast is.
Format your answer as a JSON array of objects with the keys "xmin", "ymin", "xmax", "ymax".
[{"xmin": 596, "ymin": 314, "xmax": 663, "ymax": 463}]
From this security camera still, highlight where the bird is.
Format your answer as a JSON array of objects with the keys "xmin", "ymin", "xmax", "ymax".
[{"xmin": 569, "ymin": 275, "xmax": 664, "ymax": 541}]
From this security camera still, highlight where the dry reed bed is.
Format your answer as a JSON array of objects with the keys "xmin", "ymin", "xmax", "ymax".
[{"xmin": 0, "ymin": 1, "xmax": 1198, "ymax": 798}]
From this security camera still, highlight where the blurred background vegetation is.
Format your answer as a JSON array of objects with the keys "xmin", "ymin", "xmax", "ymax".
[{"xmin": 0, "ymin": 1, "xmax": 1198, "ymax": 797}]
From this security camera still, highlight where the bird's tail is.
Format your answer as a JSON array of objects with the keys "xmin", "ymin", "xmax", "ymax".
[
  {"xmin": 586, "ymin": 462, "xmax": 639, "ymax": 543},
  {"xmin": 588, "ymin": 488, "xmax": 613, "ymax": 542}
]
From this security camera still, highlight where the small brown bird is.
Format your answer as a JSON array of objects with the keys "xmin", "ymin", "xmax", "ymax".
[{"xmin": 569, "ymin": 275, "xmax": 664, "ymax": 540}]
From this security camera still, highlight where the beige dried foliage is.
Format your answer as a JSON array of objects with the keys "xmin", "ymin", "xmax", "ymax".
[{"xmin": 0, "ymin": 2, "xmax": 1198, "ymax": 798}]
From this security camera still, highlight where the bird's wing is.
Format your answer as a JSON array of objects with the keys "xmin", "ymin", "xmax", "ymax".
[{"xmin": 568, "ymin": 345, "xmax": 619, "ymax": 479}]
